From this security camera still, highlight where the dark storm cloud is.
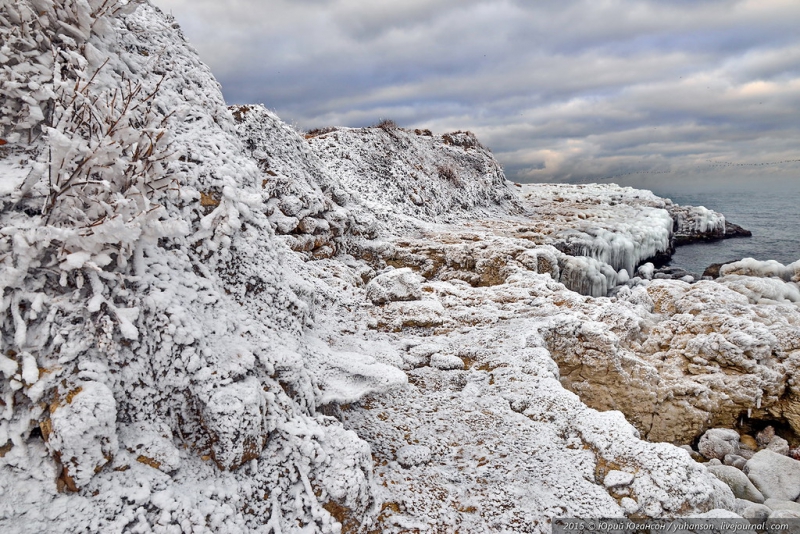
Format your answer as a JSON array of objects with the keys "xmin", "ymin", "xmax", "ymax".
[{"xmin": 157, "ymin": 0, "xmax": 800, "ymax": 185}]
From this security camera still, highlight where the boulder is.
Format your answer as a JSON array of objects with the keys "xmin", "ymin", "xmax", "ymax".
[
  {"xmin": 767, "ymin": 436, "xmax": 790, "ymax": 456},
  {"xmin": 119, "ymin": 421, "xmax": 181, "ymax": 473},
  {"xmin": 734, "ymin": 499, "xmax": 771, "ymax": 521},
  {"xmin": 724, "ymin": 454, "xmax": 748, "ymax": 470},
  {"xmin": 707, "ymin": 464, "xmax": 765, "ymax": 503},
  {"xmin": 604, "ymin": 470, "xmax": 635, "ymax": 489},
  {"xmin": 764, "ymin": 498, "xmax": 800, "ymax": 514},
  {"xmin": 201, "ymin": 378, "xmax": 271, "ymax": 470},
  {"xmin": 45, "ymin": 381, "xmax": 118, "ymax": 491},
  {"xmin": 396, "ymin": 445, "xmax": 432, "ymax": 468},
  {"xmin": 699, "ymin": 428, "xmax": 741, "ymax": 460},
  {"xmin": 366, "ymin": 268, "xmax": 423, "ymax": 304},
  {"xmin": 767, "ymin": 509, "xmax": 800, "ymax": 520},
  {"xmin": 745, "ymin": 450, "xmax": 800, "ymax": 501},
  {"xmin": 757, "ymin": 426, "xmax": 776, "ymax": 447}
]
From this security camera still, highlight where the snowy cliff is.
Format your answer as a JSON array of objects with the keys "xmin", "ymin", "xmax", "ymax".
[{"xmin": 2, "ymin": 1, "xmax": 799, "ymax": 533}]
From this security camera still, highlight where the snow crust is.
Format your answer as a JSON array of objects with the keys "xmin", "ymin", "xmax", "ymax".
[{"xmin": 2, "ymin": 1, "xmax": 797, "ymax": 532}]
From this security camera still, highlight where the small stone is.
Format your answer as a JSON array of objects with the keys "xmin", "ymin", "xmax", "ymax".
[
  {"xmin": 767, "ymin": 509, "xmax": 800, "ymax": 519},
  {"xmin": 707, "ymin": 464, "xmax": 765, "ymax": 503},
  {"xmin": 745, "ymin": 450, "xmax": 800, "ymax": 501},
  {"xmin": 698, "ymin": 428, "xmax": 740, "ymax": 460},
  {"xmin": 366, "ymin": 268, "xmax": 423, "ymax": 305},
  {"xmin": 737, "ymin": 449, "xmax": 755, "ymax": 460},
  {"xmin": 766, "ymin": 436, "xmax": 790, "ymax": 456},
  {"xmin": 724, "ymin": 454, "xmax": 747, "ymax": 470},
  {"xmin": 620, "ymin": 497, "xmax": 639, "ymax": 514},
  {"xmin": 396, "ymin": 445, "xmax": 432, "ymax": 468},
  {"xmin": 734, "ymin": 499, "xmax": 770, "ymax": 521},
  {"xmin": 764, "ymin": 498, "xmax": 800, "ymax": 514},
  {"xmin": 429, "ymin": 353, "xmax": 464, "ymax": 371},
  {"xmin": 790, "ymin": 448, "xmax": 800, "ymax": 461},
  {"xmin": 604, "ymin": 470, "xmax": 634, "ymax": 489},
  {"xmin": 739, "ymin": 435, "xmax": 758, "ymax": 451},
  {"xmin": 756, "ymin": 426, "xmax": 776, "ymax": 448},
  {"xmin": 707, "ymin": 458, "xmax": 722, "ymax": 466}
]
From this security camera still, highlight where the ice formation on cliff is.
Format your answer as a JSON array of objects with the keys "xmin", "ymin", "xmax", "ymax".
[{"xmin": 2, "ymin": 1, "xmax": 799, "ymax": 532}]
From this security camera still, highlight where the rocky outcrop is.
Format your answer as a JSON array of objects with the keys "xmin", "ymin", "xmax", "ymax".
[
  {"xmin": 229, "ymin": 104, "xmax": 379, "ymax": 257},
  {"xmin": 669, "ymin": 205, "xmax": 727, "ymax": 244},
  {"xmin": 725, "ymin": 221, "xmax": 752, "ymax": 239},
  {"xmin": 544, "ymin": 278, "xmax": 800, "ymax": 444},
  {"xmin": 308, "ymin": 125, "xmax": 522, "ymax": 224}
]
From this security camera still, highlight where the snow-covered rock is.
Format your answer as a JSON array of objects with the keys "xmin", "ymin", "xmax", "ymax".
[
  {"xmin": 395, "ymin": 445, "xmax": 432, "ymax": 468},
  {"xmin": 3, "ymin": 0, "xmax": 797, "ymax": 532},
  {"xmin": 308, "ymin": 125, "xmax": 521, "ymax": 225},
  {"xmin": 604, "ymin": 470, "xmax": 635, "ymax": 489},
  {"xmin": 745, "ymin": 450, "xmax": 800, "ymax": 501},
  {"xmin": 699, "ymin": 429, "xmax": 741, "ymax": 460},
  {"xmin": 45, "ymin": 381, "xmax": 118, "ymax": 490},
  {"xmin": 365, "ymin": 268, "xmax": 423, "ymax": 304},
  {"xmin": 119, "ymin": 421, "xmax": 181, "ymax": 473},
  {"xmin": 764, "ymin": 498, "xmax": 800, "ymax": 514}
]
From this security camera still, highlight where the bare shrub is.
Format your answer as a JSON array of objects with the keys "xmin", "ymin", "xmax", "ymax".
[
  {"xmin": 437, "ymin": 164, "xmax": 460, "ymax": 186},
  {"xmin": 414, "ymin": 129, "xmax": 433, "ymax": 137},
  {"xmin": 374, "ymin": 118, "xmax": 398, "ymax": 131},
  {"xmin": 304, "ymin": 126, "xmax": 337, "ymax": 139},
  {"xmin": 442, "ymin": 131, "xmax": 483, "ymax": 149}
]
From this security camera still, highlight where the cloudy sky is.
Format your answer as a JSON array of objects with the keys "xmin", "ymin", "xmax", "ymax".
[{"xmin": 157, "ymin": 0, "xmax": 800, "ymax": 189}]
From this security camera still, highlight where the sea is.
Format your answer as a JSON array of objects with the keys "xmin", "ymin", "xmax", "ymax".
[{"xmin": 647, "ymin": 183, "xmax": 800, "ymax": 276}]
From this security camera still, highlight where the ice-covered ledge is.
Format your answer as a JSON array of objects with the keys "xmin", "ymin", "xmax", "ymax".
[{"xmin": 516, "ymin": 183, "xmax": 751, "ymax": 291}]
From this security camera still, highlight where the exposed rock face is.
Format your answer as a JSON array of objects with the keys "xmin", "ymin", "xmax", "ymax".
[{"xmin": 544, "ymin": 278, "xmax": 800, "ymax": 443}]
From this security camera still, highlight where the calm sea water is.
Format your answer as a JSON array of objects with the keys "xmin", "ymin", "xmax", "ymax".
[{"xmin": 648, "ymin": 184, "xmax": 800, "ymax": 276}]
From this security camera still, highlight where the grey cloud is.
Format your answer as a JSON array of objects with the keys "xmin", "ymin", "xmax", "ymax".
[{"xmin": 157, "ymin": 0, "xmax": 800, "ymax": 186}]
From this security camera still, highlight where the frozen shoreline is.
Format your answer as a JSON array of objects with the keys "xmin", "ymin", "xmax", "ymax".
[{"xmin": 2, "ymin": 1, "xmax": 800, "ymax": 532}]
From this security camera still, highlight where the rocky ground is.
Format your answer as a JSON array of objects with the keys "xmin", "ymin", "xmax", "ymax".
[{"xmin": 2, "ymin": 1, "xmax": 800, "ymax": 533}]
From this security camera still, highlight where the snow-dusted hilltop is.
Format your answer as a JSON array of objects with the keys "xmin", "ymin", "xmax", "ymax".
[{"xmin": 2, "ymin": 1, "xmax": 800, "ymax": 532}]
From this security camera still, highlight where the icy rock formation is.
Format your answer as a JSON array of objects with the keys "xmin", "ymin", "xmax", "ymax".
[
  {"xmin": 365, "ymin": 267, "xmax": 423, "ymax": 304},
  {"xmin": 308, "ymin": 124, "xmax": 521, "ymax": 225},
  {"xmin": 720, "ymin": 258, "xmax": 800, "ymax": 284},
  {"xmin": 669, "ymin": 205, "xmax": 727, "ymax": 244},
  {"xmin": 521, "ymin": 184, "xmax": 675, "ymax": 280},
  {"xmin": 228, "ymin": 104, "xmax": 380, "ymax": 257}
]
